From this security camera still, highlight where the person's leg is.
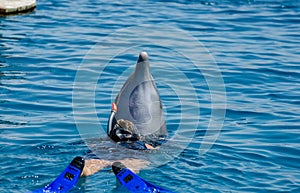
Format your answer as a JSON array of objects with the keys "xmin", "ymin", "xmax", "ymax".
[
  {"xmin": 82, "ymin": 159, "xmax": 112, "ymax": 177},
  {"xmin": 81, "ymin": 158, "xmax": 150, "ymax": 177},
  {"xmin": 117, "ymin": 158, "xmax": 150, "ymax": 173}
]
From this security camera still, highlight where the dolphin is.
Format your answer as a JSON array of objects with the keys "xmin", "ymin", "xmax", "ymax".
[{"xmin": 114, "ymin": 52, "xmax": 167, "ymax": 139}]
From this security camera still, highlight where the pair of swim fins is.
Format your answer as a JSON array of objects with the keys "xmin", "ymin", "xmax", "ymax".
[{"xmin": 27, "ymin": 157, "xmax": 174, "ymax": 193}]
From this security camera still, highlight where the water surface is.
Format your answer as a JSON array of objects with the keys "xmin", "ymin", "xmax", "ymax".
[{"xmin": 0, "ymin": 0, "xmax": 300, "ymax": 192}]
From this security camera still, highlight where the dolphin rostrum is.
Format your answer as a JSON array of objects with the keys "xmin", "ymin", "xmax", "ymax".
[{"xmin": 115, "ymin": 52, "xmax": 167, "ymax": 139}]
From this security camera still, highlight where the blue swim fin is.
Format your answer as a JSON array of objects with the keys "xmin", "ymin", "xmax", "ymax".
[
  {"xmin": 28, "ymin": 156, "xmax": 84, "ymax": 193},
  {"xmin": 112, "ymin": 162, "xmax": 175, "ymax": 193}
]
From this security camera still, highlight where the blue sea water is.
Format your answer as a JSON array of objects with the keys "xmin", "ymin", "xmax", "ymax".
[{"xmin": 1, "ymin": 0, "xmax": 300, "ymax": 192}]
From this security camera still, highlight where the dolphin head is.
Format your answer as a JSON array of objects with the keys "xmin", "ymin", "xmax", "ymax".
[
  {"xmin": 133, "ymin": 51, "xmax": 151, "ymax": 81},
  {"xmin": 137, "ymin": 51, "xmax": 149, "ymax": 63},
  {"xmin": 114, "ymin": 52, "xmax": 167, "ymax": 141}
]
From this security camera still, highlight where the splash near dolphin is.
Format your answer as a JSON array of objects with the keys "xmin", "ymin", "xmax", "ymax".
[{"xmin": 108, "ymin": 52, "xmax": 167, "ymax": 148}]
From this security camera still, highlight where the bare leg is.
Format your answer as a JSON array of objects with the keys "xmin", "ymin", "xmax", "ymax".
[
  {"xmin": 81, "ymin": 158, "xmax": 150, "ymax": 177},
  {"xmin": 82, "ymin": 159, "xmax": 112, "ymax": 177},
  {"xmin": 115, "ymin": 158, "xmax": 150, "ymax": 173}
]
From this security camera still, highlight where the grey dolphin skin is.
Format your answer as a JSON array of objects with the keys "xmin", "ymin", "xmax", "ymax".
[{"xmin": 115, "ymin": 52, "xmax": 167, "ymax": 138}]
